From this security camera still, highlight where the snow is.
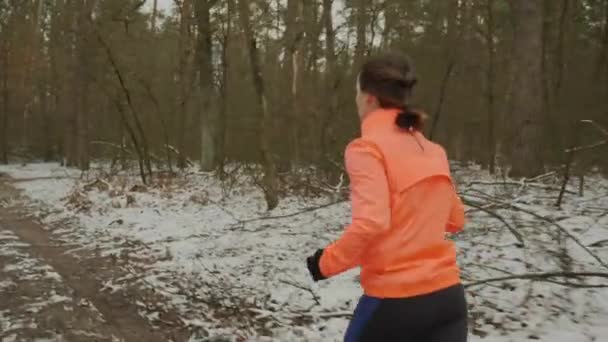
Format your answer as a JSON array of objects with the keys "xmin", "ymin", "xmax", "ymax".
[{"xmin": 1, "ymin": 162, "xmax": 607, "ymax": 341}]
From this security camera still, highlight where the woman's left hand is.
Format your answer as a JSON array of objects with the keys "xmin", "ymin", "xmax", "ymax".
[{"xmin": 306, "ymin": 249, "xmax": 326, "ymax": 282}]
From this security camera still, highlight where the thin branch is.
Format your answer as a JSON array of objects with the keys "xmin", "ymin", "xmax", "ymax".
[
  {"xmin": 564, "ymin": 140, "xmax": 607, "ymax": 153},
  {"xmin": 465, "ymin": 271, "xmax": 608, "ymax": 288},
  {"xmin": 581, "ymin": 120, "xmax": 608, "ymax": 137},
  {"xmin": 231, "ymin": 200, "xmax": 346, "ymax": 229},
  {"xmin": 429, "ymin": 61, "xmax": 455, "ymax": 140},
  {"xmin": 90, "ymin": 141, "xmax": 134, "ymax": 156}
]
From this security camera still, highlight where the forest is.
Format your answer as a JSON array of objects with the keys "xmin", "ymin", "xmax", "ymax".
[
  {"xmin": 0, "ymin": 1, "xmax": 607, "ymax": 341},
  {"xmin": 1, "ymin": 1, "xmax": 607, "ymax": 192}
]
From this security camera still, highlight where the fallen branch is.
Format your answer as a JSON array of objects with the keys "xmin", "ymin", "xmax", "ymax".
[
  {"xmin": 231, "ymin": 200, "xmax": 346, "ymax": 228},
  {"xmin": 90, "ymin": 141, "xmax": 135, "ymax": 156},
  {"xmin": 465, "ymin": 271, "xmax": 608, "ymax": 288},
  {"xmin": 463, "ymin": 199, "xmax": 525, "ymax": 247},
  {"xmin": 273, "ymin": 309, "xmax": 354, "ymax": 320},
  {"xmin": 465, "ymin": 180, "xmax": 575, "ymax": 195},
  {"xmin": 463, "ymin": 194, "xmax": 608, "ymax": 271},
  {"xmin": 165, "ymin": 144, "xmax": 194, "ymax": 167}
]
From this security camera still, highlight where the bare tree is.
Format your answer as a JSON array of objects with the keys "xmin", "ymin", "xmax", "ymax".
[{"xmin": 237, "ymin": 0, "xmax": 279, "ymax": 210}]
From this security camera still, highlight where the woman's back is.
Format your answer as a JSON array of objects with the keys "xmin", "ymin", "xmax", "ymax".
[{"xmin": 324, "ymin": 108, "xmax": 464, "ymax": 298}]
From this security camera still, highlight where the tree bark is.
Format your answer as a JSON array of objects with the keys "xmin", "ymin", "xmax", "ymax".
[
  {"xmin": 237, "ymin": 0, "xmax": 279, "ymax": 210},
  {"xmin": 509, "ymin": 0, "xmax": 545, "ymax": 177}
]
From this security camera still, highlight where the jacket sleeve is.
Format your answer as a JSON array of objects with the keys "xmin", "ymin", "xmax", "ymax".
[
  {"xmin": 319, "ymin": 139, "xmax": 391, "ymax": 278},
  {"xmin": 446, "ymin": 192, "xmax": 465, "ymax": 233}
]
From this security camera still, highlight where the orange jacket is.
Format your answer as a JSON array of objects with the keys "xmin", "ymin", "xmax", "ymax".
[{"xmin": 319, "ymin": 108, "xmax": 465, "ymax": 298}]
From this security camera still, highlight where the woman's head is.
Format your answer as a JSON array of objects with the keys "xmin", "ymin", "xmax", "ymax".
[{"xmin": 356, "ymin": 53, "xmax": 425, "ymax": 130}]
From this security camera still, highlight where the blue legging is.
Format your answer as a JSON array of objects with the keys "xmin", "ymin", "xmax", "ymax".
[{"xmin": 344, "ymin": 284, "xmax": 468, "ymax": 342}]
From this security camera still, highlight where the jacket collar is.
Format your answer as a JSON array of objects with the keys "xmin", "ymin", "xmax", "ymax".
[{"xmin": 361, "ymin": 108, "xmax": 400, "ymax": 136}]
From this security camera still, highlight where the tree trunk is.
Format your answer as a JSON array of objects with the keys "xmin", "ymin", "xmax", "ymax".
[
  {"xmin": 354, "ymin": 0, "xmax": 368, "ymax": 67},
  {"xmin": 177, "ymin": 0, "xmax": 193, "ymax": 169},
  {"xmin": 486, "ymin": 0, "xmax": 497, "ymax": 174},
  {"xmin": 596, "ymin": 0, "xmax": 608, "ymax": 78},
  {"xmin": 509, "ymin": 0, "xmax": 545, "ymax": 177},
  {"xmin": 0, "ymin": 40, "xmax": 8, "ymax": 164},
  {"xmin": 74, "ymin": 0, "xmax": 96, "ymax": 171},
  {"xmin": 320, "ymin": 0, "xmax": 338, "ymax": 172},
  {"xmin": 49, "ymin": 0, "xmax": 64, "ymax": 164},
  {"xmin": 194, "ymin": 0, "xmax": 217, "ymax": 171},
  {"xmin": 64, "ymin": 0, "xmax": 77, "ymax": 166},
  {"xmin": 218, "ymin": 0, "xmax": 233, "ymax": 177},
  {"xmin": 151, "ymin": 0, "xmax": 158, "ymax": 34},
  {"xmin": 284, "ymin": 0, "xmax": 303, "ymax": 168},
  {"xmin": 554, "ymin": 0, "xmax": 569, "ymax": 95},
  {"xmin": 237, "ymin": 0, "xmax": 279, "ymax": 210}
]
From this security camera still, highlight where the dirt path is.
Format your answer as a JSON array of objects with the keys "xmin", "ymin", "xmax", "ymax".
[{"xmin": 0, "ymin": 181, "xmax": 190, "ymax": 342}]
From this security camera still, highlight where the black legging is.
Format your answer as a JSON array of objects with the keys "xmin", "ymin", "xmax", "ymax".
[{"xmin": 345, "ymin": 284, "xmax": 468, "ymax": 342}]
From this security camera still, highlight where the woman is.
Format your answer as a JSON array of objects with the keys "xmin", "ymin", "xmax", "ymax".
[{"xmin": 306, "ymin": 53, "xmax": 468, "ymax": 342}]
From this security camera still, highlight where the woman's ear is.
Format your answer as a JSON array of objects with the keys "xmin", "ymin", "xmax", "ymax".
[{"xmin": 366, "ymin": 94, "xmax": 378, "ymax": 107}]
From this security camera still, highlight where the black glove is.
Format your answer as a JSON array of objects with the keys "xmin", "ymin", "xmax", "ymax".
[{"xmin": 306, "ymin": 249, "xmax": 327, "ymax": 282}]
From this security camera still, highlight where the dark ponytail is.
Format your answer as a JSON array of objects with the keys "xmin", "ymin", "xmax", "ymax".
[
  {"xmin": 395, "ymin": 109, "xmax": 424, "ymax": 131},
  {"xmin": 359, "ymin": 53, "xmax": 427, "ymax": 131}
]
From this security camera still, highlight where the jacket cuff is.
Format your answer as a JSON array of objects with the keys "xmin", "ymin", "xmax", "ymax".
[{"xmin": 307, "ymin": 249, "xmax": 326, "ymax": 282}]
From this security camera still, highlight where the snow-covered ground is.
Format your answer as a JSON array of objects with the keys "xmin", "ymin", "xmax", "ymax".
[{"xmin": 1, "ymin": 163, "xmax": 607, "ymax": 341}]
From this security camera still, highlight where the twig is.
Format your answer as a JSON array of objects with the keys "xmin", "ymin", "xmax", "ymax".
[
  {"xmin": 465, "ymin": 271, "xmax": 608, "ymax": 288},
  {"xmin": 278, "ymin": 279, "xmax": 320, "ymax": 306},
  {"xmin": 589, "ymin": 239, "xmax": 608, "ymax": 248}
]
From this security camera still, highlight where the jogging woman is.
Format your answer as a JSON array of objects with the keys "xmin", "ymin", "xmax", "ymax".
[{"xmin": 306, "ymin": 53, "xmax": 468, "ymax": 342}]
